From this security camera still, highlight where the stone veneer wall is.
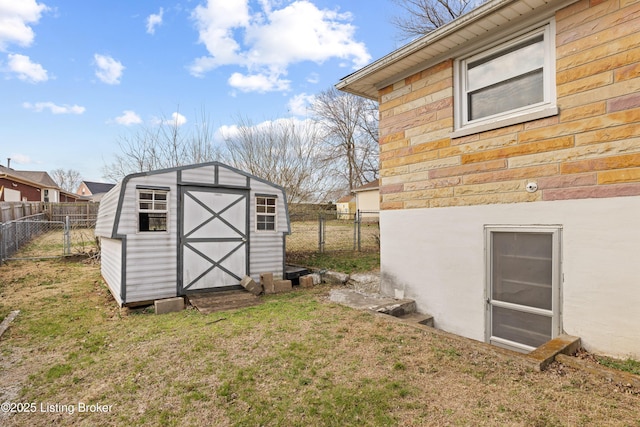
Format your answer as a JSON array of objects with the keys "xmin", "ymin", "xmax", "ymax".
[{"xmin": 378, "ymin": 0, "xmax": 640, "ymax": 210}]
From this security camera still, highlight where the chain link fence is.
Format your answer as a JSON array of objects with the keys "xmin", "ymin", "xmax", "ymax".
[
  {"xmin": 0, "ymin": 203, "xmax": 99, "ymax": 264},
  {"xmin": 286, "ymin": 210, "xmax": 380, "ymax": 255}
]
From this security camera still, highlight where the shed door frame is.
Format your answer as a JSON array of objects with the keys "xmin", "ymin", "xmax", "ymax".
[
  {"xmin": 178, "ymin": 186, "xmax": 250, "ymax": 294},
  {"xmin": 484, "ymin": 225, "xmax": 562, "ymax": 353}
]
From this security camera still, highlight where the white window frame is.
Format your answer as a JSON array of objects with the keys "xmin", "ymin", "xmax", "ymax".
[
  {"xmin": 256, "ymin": 195, "xmax": 277, "ymax": 232},
  {"xmin": 484, "ymin": 225, "xmax": 562, "ymax": 353},
  {"xmin": 137, "ymin": 188, "xmax": 169, "ymax": 233},
  {"xmin": 452, "ymin": 19, "xmax": 558, "ymax": 138}
]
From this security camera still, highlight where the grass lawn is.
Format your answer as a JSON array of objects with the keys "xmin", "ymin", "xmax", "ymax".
[{"xmin": 1, "ymin": 258, "xmax": 639, "ymax": 426}]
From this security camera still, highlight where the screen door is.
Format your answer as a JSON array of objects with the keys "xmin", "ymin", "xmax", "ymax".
[{"xmin": 486, "ymin": 227, "xmax": 561, "ymax": 352}]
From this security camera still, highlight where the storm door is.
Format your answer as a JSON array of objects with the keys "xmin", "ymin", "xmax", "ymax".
[
  {"xmin": 180, "ymin": 187, "xmax": 248, "ymax": 292},
  {"xmin": 485, "ymin": 227, "xmax": 561, "ymax": 353}
]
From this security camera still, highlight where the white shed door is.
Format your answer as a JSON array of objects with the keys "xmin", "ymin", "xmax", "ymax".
[{"xmin": 180, "ymin": 187, "xmax": 248, "ymax": 292}]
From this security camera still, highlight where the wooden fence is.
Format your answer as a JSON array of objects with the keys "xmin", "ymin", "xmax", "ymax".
[
  {"xmin": 0, "ymin": 202, "xmax": 99, "ymax": 226},
  {"xmin": 0, "ymin": 202, "xmax": 44, "ymax": 223}
]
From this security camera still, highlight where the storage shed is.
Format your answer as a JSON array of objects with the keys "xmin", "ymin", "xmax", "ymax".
[{"xmin": 95, "ymin": 162, "xmax": 290, "ymax": 306}]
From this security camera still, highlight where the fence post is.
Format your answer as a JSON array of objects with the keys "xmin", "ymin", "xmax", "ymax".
[
  {"xmin": 64, "ymin": 216, "xmax": 71, "ymax": 255},
  {"xmin": 357, "ymin": 210, "xmax": 362, "ymax": 252},
  {"xmin": 0, "ymin": 224, "xmax": 4, "ymax": 264},
  {"xmin": 318, "ymin": 214, "xmax": 325, "ymax": 253},
  {"xmin": 353, "ymin": 211, "xmax": 357, "ymax": 251}
]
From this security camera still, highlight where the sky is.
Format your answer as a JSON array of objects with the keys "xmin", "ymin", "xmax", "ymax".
[{"xmin": 0, "ymin": 0, "xmax": 403, "ymax": 184}]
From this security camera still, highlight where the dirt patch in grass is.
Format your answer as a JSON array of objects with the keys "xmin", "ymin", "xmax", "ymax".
[{"xmin": 1, "ymin": 257, "xmax": 639, "ymax": 426}]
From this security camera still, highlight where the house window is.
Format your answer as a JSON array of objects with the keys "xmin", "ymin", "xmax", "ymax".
[
  {"xmin": 485, "ymin": 226, "xmax": 561, "ymax": 353},
  {"xmin": 256, "ymin": 196, "xmax": 276, "ymax": 231},
  {"xmin": 454, "ymin": 21, "xmax": 557, "ymax": 136},
  {"xmin": 138, "ymin": 189, "xmax": 168, "ymax": 232},
  {"xmin": 43, "ymin": 189, "xmax": 49, "ymax": 203}
]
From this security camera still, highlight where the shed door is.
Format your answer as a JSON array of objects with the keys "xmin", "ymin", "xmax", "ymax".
[{"xmin": 180, "ymin": 187, "xmax": 248, "ymax": 292}]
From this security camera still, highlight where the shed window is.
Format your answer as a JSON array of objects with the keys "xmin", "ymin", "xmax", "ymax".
[
  {"xmin": 138, "ymin": 189, "xmax": 168, "ymax": 232},
  {"xmin": 256, "ymin": 196, "xmax": 276, "ymax": 231},
  {"xmin": 454, "ymin": 21, "xmax": 557, "ymax": 136}
]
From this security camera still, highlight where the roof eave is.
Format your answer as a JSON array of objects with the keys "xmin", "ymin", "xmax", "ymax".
[{"xmin": 336, "ymin": 0, "xmax": 578, "ymax": 99}]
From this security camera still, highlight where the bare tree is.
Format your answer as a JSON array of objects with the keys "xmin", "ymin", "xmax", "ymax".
[
  {"xmin": 391, "ymin": 0, "xmax": 479, "ymax": 40},
  {"xmin": 102, "ymin": 108, "xmax": 219, "ymax": 182},
  {"xmin": 310, "ymin": 87, "xmax": 379, "ymax": 192},
  {"xmin": 50, "ymin": 168, "xmax": 82, "ymax": 192},
  {"xmin": 221, "ymin": 117, "xmax": 334, "ymax": 203}
]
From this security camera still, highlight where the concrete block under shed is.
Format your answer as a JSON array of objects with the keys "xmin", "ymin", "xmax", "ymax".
[
  {"xmin": 273, "ymin": 279, "xmax": 292, "ymax": 293},
  {"xmin": 241, "ymin": 276, "xmax": 263, "ymax": 296},
  {"xmin": 299, "ymin": 275, "xmax": 313, "ymax": 288},
  {"xmin": 154, "ymin": 297, "xmax": 185, "ymax": 315},
  {"xmin": 261, "ymin": 272, "xmax": 275, "ymax": 294},
  {"xmin": 323, "ymin": 271, "xmax": 349, "ymax": 285}
]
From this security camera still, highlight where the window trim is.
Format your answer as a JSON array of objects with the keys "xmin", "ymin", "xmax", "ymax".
[
  {"xmin": 137, "ymin": 188, "xmax": 169, "ymax": 233},
  {"xmin": 452, "ymin": 19, "xmax": 557, "ymax": 138},
  {"xmin": 255, "ymin": 194, "xmax": 277, "ymax": 232}
]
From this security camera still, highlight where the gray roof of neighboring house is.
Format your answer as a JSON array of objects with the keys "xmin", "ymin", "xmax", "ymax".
[
  {"xmin": 352, "ymin": 179, "xmax": 379, "ymax": 193},
  {"xmin": 0, "ymin": 165, "xmax": 58, "ymax": 188},
  {"xmin": 82, "ymin": 181, "xmax": 116, "ymax": 195}
]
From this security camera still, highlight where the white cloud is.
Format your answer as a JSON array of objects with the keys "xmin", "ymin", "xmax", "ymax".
[
  {"xmin": 189, "ymin": 0, "xmax": 370, "ymax": 93},
  {"xmin": 306, "ymin": 72, "xmax": 319, "ymax": 84},
  {"xmin": 23, "ymin": 101, "xmax": 85, "ymax": 114},
  {"xmin": 93, "ymin": 53, "xmax": 124, "ymax": 84},
  {"xmin": 146, "ymin": 7, "xmax": 163, "ymax": 34},
  {"xmin": 6, "ymin": 53, "xmax": 48, "ymax": 82},
  {"xmin": 8, "ymin": 153, "xmax": 32, "ymax": 165},
  {"xmin": 287, "ymin": 92, "xmax": 315, "ymax": 116},
  {"xmin": 152, "ymin": 112, "xmax": 188, "ymax": 127},
  {"xmin": 228, "ymin": 71, "xmax": 290, "ymax": 93},
  {"xmin": 0, "ymin": 0, "xmax": 49, "ymax": 51},
  {"xmin": 114, "ymin": 110, "xmax": 142, "ymax": 126}
]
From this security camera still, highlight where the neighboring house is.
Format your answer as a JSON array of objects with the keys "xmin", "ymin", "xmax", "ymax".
[
  {"xmin": 352, "ymin": 179, "xmax": 380, "ymax": 220},
  {"xmin": 337, "ymin": 0, "xmax": 640, "ymax": 358},
  {"xmin": 76, "ymin": 181, "xmax": 116, "ymax": 202},
  {"xmin": 0, "ymin": 165, "xmax": 83, "ymax": 203},
  {"xmin": 95, "ymin": 161, "xmax": 291, "ymax": 306},
  {"xmin": 336, "ymin": 194, "xmax": 356, "ymax": 220}
]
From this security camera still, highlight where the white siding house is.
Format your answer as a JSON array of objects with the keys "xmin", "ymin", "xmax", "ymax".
[{"xmin": 95, "ymin": 162, "xmax": 290, "ymax": 306}]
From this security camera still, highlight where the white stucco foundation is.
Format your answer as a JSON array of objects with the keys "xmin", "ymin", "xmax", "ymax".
[{"xmin": 380, "ymin": 195, "xmax": 640, "ymax": 359}]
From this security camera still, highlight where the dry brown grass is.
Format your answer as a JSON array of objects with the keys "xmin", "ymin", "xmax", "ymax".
[
  {"xmin": 0, "ymin": 256, "xmax": 639, "ymax": 426},
  {"xmin": 287, "ymin": 220, "xmax": 379, "ymax": 253}
]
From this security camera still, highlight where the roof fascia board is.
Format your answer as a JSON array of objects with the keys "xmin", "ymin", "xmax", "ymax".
[{"xmin": 375, "ymin": 5, "xmax": 562, "ymax": 91}]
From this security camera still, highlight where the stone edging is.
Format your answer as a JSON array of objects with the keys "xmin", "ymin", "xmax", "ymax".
[{"xmin": 0, "ymin": 310, "xmax": 20, "ymax": 339}]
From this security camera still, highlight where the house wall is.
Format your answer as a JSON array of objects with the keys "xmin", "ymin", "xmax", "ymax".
[
  {"xmin": 0, "ymin": 178, "xmax": 40, "ymax": 201},
  {"xmin": 77, "ymin": 182, "xmax": 91, "ymax": 196},
  {"xmin": 377, "ymin": 0, "xmax": 640, "ymax": 357},
  {"xmin": 336, "ymin": 201, "xmax": 355, "ymax": 220},
  {"xmin": 378, "ymin": 0, "xmax": 640, "ymax": 209},
  {"xmin": 381, "ymin": 196, "xmax": 640, "ymax": 359},
  {"xmin": 355, "ymin": 190, "xmax": 380, "ymax": 212}
]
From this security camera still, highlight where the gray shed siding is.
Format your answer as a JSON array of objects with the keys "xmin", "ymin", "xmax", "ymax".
[
  {"xmin": 116, "ymin": 172, "xmax": 178, "ymax": 303},
  {"xmin": 96, "ymin": 162, "xmax": 290, "ymax": 306},
  {"xmin": 95, "ymin": 181, "xmax": 122, "ymax": 237},
  {"xmin": 100, "ymin": 238, "xmax": 122, "ymax": 305}
]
